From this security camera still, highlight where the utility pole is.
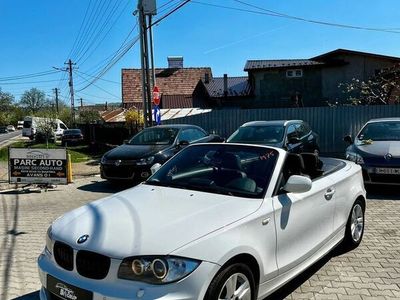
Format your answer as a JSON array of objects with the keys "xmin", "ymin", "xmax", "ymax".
[
  {"xmin": 137, "ymin": 0, "xmax": 157, "ymax": 127},
  {"xmin": 80, "ymin": 98, "xmax": 83, "ymax": 107},
  {"xmin": 53, "ymin": 88, "xmax": 59, "ymax": 114},
  {"xmin": 149, "ymin": 15, "xmax": 156, "ymax": 88},
  {"xmin": 65, "ymin": 59, "xmax": 76, "ymax": 126}
]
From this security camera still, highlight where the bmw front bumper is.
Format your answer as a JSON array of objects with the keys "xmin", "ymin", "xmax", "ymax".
[{"xmin": 38, "ymin": 249, "xmax": 219, "ymax": 300}]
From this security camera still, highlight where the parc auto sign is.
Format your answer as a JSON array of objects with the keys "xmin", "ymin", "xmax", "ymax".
[{"xmin": 9, "ymin": 148, "xmax": 67, "ymax": 184}]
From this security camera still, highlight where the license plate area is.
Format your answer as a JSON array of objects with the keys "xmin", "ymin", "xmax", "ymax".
[
  {"xmin": 47, "ymin": 275, "xmax": 93, "ymax": 300},
  {"xmin": 375, "ymin": 168, "xmax": 400, "ymax": 175}
]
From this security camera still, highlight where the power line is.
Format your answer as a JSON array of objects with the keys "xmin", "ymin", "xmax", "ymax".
[
  {"xmin": 75, "ymin": 70, "xmax": 120, "ymax": 84},
  {"xmin": 74, "ymin": 72, "xmax": 121, "ymax": 100},
  {"xmin": 190, "ymin": 0, "xmax": 400, "ymax": 34},
  {"xmin": 150, "ymin": 0, "xmax": 192, "ymax": 28},
  {"xmin": 0, "ymin": 70, "xmax": 60, "ymax": 82},
  {"xmin": 0, "ymin": 78, "xmax": 67, "ymax": 85}
]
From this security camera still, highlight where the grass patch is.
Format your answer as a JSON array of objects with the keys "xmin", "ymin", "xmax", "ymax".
[{"xmin": 0, "ymin": 141, "xmax": 102, "ymax": 163}]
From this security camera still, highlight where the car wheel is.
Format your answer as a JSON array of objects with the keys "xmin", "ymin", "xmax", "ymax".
[
  {"xmin": 341, "ymin": 199, "xmax": 365, "ymax": 250},
  {"xmin": 204, "ymin": 263, "xmax": 255, "ymax": 300}
]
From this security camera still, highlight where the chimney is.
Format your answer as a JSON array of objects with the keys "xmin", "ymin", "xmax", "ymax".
[
  {"xmin": 204, "ymin": 73, "xmax": 210, "ymax": 84},
  {"xmin": 168, "ymin": 56, "xmax": 183, "ymax": 69},
  {"xmin": 223, "ymin": 74, "xmax": 228, "ymax": 97}
]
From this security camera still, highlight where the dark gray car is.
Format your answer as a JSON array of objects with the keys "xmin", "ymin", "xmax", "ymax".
[
  {"xmin": 227, "ymin": 120, "xmax": 319, "ymax": 154},
  {"xmin": 344, "ymin": 118, "xmax": 400, "ymax": 185}
]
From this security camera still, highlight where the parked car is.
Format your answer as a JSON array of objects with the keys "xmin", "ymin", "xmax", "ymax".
[
  {"xmin": 227, "ymin": 120, "xmax": 319, "ymax": 153},
  {"xmin": 344, "ymin": 118, "xmax": 400, "ymax": 185},
  {"xmin": 6, "ymin": 125, "xmax": 15, "ymax": 132},
  {"xmin": 0, "ymin": 126, "xmax": 8, "ymax": 134},
  {"xmin": 61, "ymin": 129, "xmax": 84, "ymax": 146},
  {"xmin": 38, "ymin": 143, "xmax": 366, "ymax": 300},
  {"xmin": 100, "ymin": 124, "xmax": 222, "ymax": 183}
]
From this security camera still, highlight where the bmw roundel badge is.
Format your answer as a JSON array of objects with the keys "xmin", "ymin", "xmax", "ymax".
[{"xmin": 77, "ymin": 234, "xmax": 89, "ymax": 244}]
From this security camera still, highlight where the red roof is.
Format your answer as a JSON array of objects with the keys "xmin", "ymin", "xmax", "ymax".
[{"xmin": 122, "ymin": 67, "xmax": 212, "ymax": 106}]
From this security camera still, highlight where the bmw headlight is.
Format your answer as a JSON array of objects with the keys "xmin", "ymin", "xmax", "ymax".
[
  {"xmin": 346, "ymin": 151, "xmax": 364, "ymax": 164},
  {"xmin": 118, "ymin": 256, "xmax": 200, "ymax": 284},
  {"xmin": 136, "ymin": 156, "xmax": 155, "ymax": 166},
  {"xmin": 46, "ymin": 225, "xmax": 53, "ymax": 255}
]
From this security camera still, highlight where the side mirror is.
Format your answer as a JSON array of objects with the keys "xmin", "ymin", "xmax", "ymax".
[
  {"xmin": 288, "ymin": 136, "xmax": 300, "ymax": 145},
  {"xmin": 283, "ymin": 175, "xmax": 312, "ymax": 193},
  {"xmin": 178, "ymin": 140, "xmax": 189, "ymax": 147},
  {"xmin": 150, "ymin": 163, "xmax": 162, "ymax": 175},
  {"xmin": 343, "ymin": 135, "xmax": 353, "ymax": 145}
]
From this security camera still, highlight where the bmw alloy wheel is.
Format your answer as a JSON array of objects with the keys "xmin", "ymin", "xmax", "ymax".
[
  {"xmin": 218, "ymin": 273, "xmax": 251, "ymax": 300},
  {"xmin": 351, "ymin": 204, "xmax": 364, "ymax": 243}
]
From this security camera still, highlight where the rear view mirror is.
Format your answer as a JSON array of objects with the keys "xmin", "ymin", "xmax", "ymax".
[
  {"xmin": 283, "ymin": 175, "xmax": 312, "ymax": 193},
  {"xmin": 343, "ymin": 135, "xmax": 353, "ymax": 145},
  {"xmin": 150, "ymin": 163, "xmax": 162, "ymax": 175}
]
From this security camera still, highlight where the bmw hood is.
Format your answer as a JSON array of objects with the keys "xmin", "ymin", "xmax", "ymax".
[
  {"xmin": 355, "ymin": 140, "xmax": 400, "ymax": 157},
  {"xmin": 51, "ymin": 184, "xmax": 262, "ymax": 258},
  {"xmin": 104, "ymin": 144, "xmax": 170, "ymax": 160}
]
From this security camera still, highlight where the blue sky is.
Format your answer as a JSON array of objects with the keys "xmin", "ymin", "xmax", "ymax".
[{"xmin": 1, "ymin": 0, "xmax": 399, "ymax": 105}]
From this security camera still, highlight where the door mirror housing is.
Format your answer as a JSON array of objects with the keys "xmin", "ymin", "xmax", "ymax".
[
  {"xmin": 283, "ymin": 175, "xmax": 312, "ymax": 193},
  {"xmin": 288, "ymin": 136, "xmax": 301, "ymax": 145},
  {"xmin": 178, "ymin": 140, "xmax": 189, "ymax": 147},
  {"xmin": 150, "ymin": 163, "xmax": 162, "ymax": 175},
  {"xmin": 343, "ymin": 135, "xmax": 353, "ymax": 145}
]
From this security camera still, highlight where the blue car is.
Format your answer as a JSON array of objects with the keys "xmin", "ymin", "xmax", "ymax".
[{"xmin": 344, "ymin": 118, "xmax": 400, "ymax": 185}]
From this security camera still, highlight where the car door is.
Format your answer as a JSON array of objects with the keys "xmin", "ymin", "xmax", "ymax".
[{"xmin": 271, "ymin": 175, "xmax": 335, "ymax": 274}]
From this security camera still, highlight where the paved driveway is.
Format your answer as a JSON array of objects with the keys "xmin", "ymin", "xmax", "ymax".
[{"xmin": 0, "ymin": 179, "xmax": 399, "ymax": 300}]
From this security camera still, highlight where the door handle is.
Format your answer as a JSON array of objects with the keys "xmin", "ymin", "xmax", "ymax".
[{"xmin": 324, "ymin": 188, "xmax": 335, "ymax": 200}]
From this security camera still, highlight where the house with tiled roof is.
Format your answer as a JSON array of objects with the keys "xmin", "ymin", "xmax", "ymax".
[
  {"xmin": 245, "ymin": 49, "xmax": 400, "ymax": 107},
  {"xmin": 193, "ymin": 74, "xmax": 254, "ymax": 108},
  {"xmin": 122, "ymin": 57, "xmax": 212, "ymax": 109}
]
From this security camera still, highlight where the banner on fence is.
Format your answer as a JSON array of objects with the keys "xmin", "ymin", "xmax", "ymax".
[{"xmin": 8, "ymin": 148, "xmax": 68, "ymax": 185}]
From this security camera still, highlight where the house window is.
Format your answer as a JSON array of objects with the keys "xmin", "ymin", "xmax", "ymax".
[{"xmin": 286, "ymin": 69, "xmax": 303, "ymax": 78}]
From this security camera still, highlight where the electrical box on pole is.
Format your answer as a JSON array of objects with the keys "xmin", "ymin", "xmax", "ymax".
[{"xmin": 139, "ymin": 0, "xmax": 157, "ymax": 15}]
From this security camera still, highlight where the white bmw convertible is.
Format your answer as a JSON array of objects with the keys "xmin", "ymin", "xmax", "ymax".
[{"xmin": 38, "ymin": 143, "xmax": 366, "ymax": 300}]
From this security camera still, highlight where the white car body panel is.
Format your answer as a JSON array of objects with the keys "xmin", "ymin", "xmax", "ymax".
[{"xmin": 38, "ymin": 144, "xmax": 366, "ymax": 300}]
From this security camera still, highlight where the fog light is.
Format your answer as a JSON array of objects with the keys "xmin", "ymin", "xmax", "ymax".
[{"xmin": 152, "ymin": 259, "xmax": 168, "ymax": 279}]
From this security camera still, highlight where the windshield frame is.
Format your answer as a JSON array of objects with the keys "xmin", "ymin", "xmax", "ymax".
[
  {"xmin": 145, "ymin": 144, "xmax": 279, "ymax": 199},
  {"xmin": 128, "ymin": 127, "xmax": 180, "ymax": 146}
]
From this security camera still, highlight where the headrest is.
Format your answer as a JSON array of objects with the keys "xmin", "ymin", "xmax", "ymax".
[
  {"xmin": 285, "ymin": 153, "xmax": 305, "ymax": 174},
  {"xmin": 220, "ymin": 152, "xmax": 242, "ymax": 170}
]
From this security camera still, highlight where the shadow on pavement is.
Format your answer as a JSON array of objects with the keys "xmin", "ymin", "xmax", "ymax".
[
  {"xmin": 12, "ymin": 291, "xmax": 39, "ymax": 300},
  {"xmin": 77, "ymin": 180, "xmax": 136, "ymax": 193},
  {"xmin": 263, "ymin": 254, "xmax": 332, "ymax": 300},
  {"xmin": 366, "ymin": 185, "xmax": 400, "ymax": 200}
]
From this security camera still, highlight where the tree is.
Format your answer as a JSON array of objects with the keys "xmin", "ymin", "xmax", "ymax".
[
  {"xmin": 0, "ymin": 88, "xmax": 14, "ymax": 110},
  {"xmin": 339, "ymin": 64, "xmax": 400, "ymax": 105},
  {"xmin": 19, "ymin": 88, "xmax": 48, "ymax": 113},
  {"xmin": 125, "ymin": 109, "xmax": 144, "ymax": 135},
  {"xmin": 78, "ymin": 110, "xmax": 101, "ymax": 124}
]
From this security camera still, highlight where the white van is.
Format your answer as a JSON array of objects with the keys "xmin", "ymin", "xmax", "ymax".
[{"xmin": 22, "ymin": 116, "xmax": 68, "ymax": 139}]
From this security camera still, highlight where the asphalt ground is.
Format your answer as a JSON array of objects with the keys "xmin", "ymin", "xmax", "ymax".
[{"xmin": 0, "ymin": 178, "xmax": 399, "ymax": 300}]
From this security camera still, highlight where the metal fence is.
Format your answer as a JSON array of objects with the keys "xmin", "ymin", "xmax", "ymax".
[{"xmin": 164, "ymin": 105, "xmax": 400, "ymax": 154}]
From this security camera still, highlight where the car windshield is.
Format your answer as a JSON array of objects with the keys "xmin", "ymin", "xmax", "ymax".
[
  {"xmin": 129, "ymin": 127, "xmax": 179, "ymax": 145},
  {"xmin": 64, "ymin": 129, "xmax": 81, "ymax": 135},
  {"xmin": 146, "ymin": 144, "xmax": 278, "ymax": 198},
  {"xmin": 357, "ymin": 121, "xmax": 400, "ymax": 141},
  {"xmin": 227, "ymin": 125, "xmax": 285, "ymax": 144}
]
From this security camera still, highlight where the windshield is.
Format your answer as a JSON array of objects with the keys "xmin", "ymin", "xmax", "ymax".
[
  {"xmin": 129, "ymin": 127, "xmax": 179, "ymax": 145},
  {"xmin": 23, "ymin": 121, "xmax": 32, "ymax": 128},
  {"xmin": 64, "ymin": 129, "xmax": 81, "ymax": 135},
  {"xmin": 146, "ymin": 144, "xmax": 278, "ymax": 198},
  {"xmin": 227, "ymin": 125, "xmax": 285, "ymax": 145},
  {"xmin": 357, "ymin": 121, "xmax": 400, "ymax": 141}
]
